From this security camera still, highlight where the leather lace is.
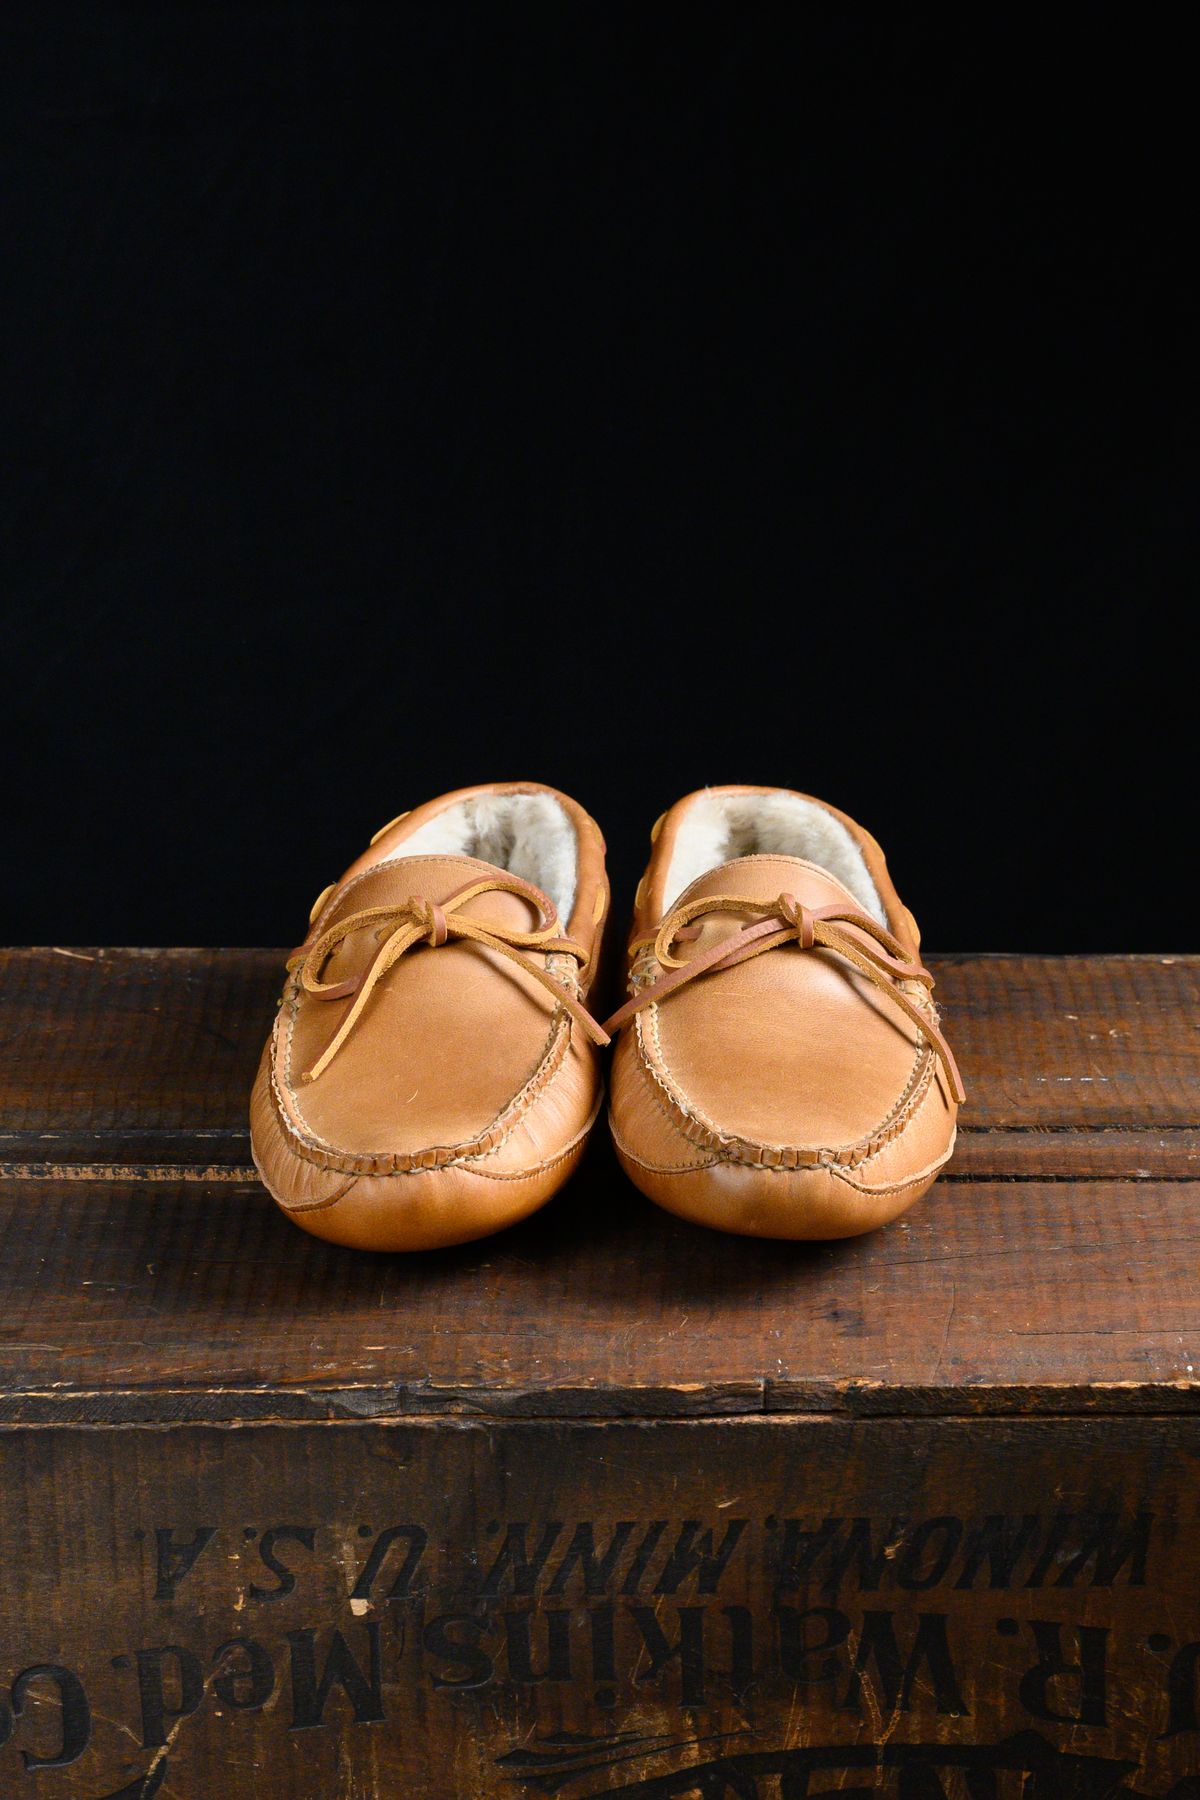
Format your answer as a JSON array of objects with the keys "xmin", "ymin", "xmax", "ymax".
[
  {"xmin": 603, "ymin": 891, "xmax": 965, "ymax": 1105},
  {"xmin": 288, "ymin": 873, "xmax": 609, "ymax": 1083}
]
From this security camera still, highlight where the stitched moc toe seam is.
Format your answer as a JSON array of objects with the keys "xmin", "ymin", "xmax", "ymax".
[
  {"xmin": 250, "ymin": 782, "xmax": 609, "ymax": 1251},
  {"xmin": 607, "ymin": 786, "xmax": 962, "ymax": 1240},
  {"xmin": 251, "ymin": 1050, "xmax": 603, "ymax": 1251}
]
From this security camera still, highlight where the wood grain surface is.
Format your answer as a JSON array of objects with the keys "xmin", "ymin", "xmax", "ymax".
[
  {"xmin": 2, "ymin": 1415, "xmax": 1198, "ymax": 1799},
  {"xmin": 2, "ymin": 949, "xmax": 1196, "ymax": 1176},
  {"xmin": 0, "ymin": 951, "xmax": 1196, "ymax": 1424},
  {"xmin": 2, "ymin": 950, "xmax": 1199, "ymax": 1798}
]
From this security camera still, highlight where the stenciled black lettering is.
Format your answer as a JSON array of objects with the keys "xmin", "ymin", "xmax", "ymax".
[
  {"xmin": 503, "ymin": 1610, "xmax": 572, "ymax": 1683},
  {"xmin": 10, "ymin": 1664, "xmax": 91, "ymax": 1769},
  {"xmin": 776, "ymin": 1605, "xmax": 852, "ymax": 1685},
  {"xmin": 287, "ymin": 1624, "xmax": 384, "ymax": 1730},
  {"xmin": 724, "ymin": 1605, "xmax": 755, "ymax": 1698},
  {"xmin": 211, "ymin": 1636, "xmax": 275, "ymax": 1711},
  {"xmin": 828, "ymin": 1519, "xmax": 909, "ymax": 1596},
  {"xmin": 777, "ymin": 1518, "xmax": 841, "ymax": 1591},
  {"xmin": 250, "ymin": 1526, "xmax": 316, "ymax": 1601},
  {"xmin": 480, "ymin": 1523, "xmax": 563, "ymax": 1598},
  {"xmin": 590, "ymin": 1604, "xmax": 616, "ymax": 1695},
  {"xmin": 897, "ymin": 1517, "xmax": 964, "ymax": 1591},
  {"xmin": 954, "ymin": 1515, "xmax": 1040, "ymax": 1590},
  {"xmin": 546, "ymin": 1522, "xmax": 637, "ymax": 1596},
  {"xmin": 422, "ymin": 1613, "xmax": 494, "ymax": 1690},
  {"xmin": 350, "ymin": 1525, "xmax": 428, "ymax": 1600},
  {"xmin": 136, "ymin": 1644, "xmax": 204, "ymax": 1749},
  {"xmin": 1017, "ymin": 1620, "xmax": 1108, "ymax": 1726},
  {"xmin": 1161, "ymin": 1639, "xmax": 1200, "ymax": 1738},
  {"xmin": 1025, "ymin": 1512, "xmax": 1151, "ymax": 1589},
  {"xmin": 655, "ymin": 1519, "xmax": 748, "ymax": 1596},
  {"xmin": 621, "ymin": 1522, "xmax": 667, "ymax": 1595},
  {"xmin": 629, "ymin": 1606, "xmax": 706, "ymax": 1707},
  {"xmin": 153, "ymin": 1526, "xmax": 216, "ymax": 1601},
  {"xmin": 839, "ymin": 1612, "xmax": 967, "ymax": 1718}
]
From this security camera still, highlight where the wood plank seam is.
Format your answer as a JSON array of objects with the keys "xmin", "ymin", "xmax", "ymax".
[
  {"xmin": 4, "ymin": 1403, "xmax": 1200, "ymax": 1428},
  {"xmin": 1, "ymin": 1155, "xmax": 1194, "ymax": 1183}
]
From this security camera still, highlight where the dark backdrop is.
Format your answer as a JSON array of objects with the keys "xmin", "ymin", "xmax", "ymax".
[{"xmin": 4, "ymin": 5, "xmax": 1192, "ymax": 950}]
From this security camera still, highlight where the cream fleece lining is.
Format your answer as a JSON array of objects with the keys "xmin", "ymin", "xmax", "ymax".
[
  {"xmin": 394, "ymin": 793, "xmax": 578, "ymax": 923},
  {"xmin": 662, "ymin": 791, "xmax": 886, "ymax": 922}
]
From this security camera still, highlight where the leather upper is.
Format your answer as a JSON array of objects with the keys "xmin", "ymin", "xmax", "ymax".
[
  {"xmin": 607, "ymin": 786, "xmax": 960, "ymax": 1239},
  {"xmin": 251, "ymin": 782, "xmax": 609, "ymax": 1251}
]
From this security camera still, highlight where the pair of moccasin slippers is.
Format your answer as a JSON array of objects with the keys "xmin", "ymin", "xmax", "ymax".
[{"xmin": 251, "ymin": 782, "xmax": 964, "ymax": 1252}]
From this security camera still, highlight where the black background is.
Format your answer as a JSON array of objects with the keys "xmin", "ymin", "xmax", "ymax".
[{"xmin": 4, "ymin": 5, "xmax": 1192, "ymax": 950}]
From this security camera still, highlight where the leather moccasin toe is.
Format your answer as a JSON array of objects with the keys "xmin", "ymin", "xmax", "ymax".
[
  {"xmin": 606, "ymin": 786, "xmax": 964, "ymax": 1240},
  {"xmin": 251, "ymin": 782, "xmax": 610, "ymax": 1251}
]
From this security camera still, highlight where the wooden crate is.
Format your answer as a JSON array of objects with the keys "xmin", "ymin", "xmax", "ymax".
[{"xmin": 1, "ymin": 948, "xmax": 1198, "ymax": 1798}]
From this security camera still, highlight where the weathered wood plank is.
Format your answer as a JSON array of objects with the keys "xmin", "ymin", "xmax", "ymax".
[
  {"xmin": 1, "ymin": 1164, "xmax": 1197, "ymax": 1422},
  {"xmin": 1, "ymin": 1415, "xmax": 1197, "ymax": 1798},
  {"xmin": 0, "ymin": 947, "xmax": 275, "ymax": 1167},
  {"xmin": 935, "ymin": 953, "xmax": 1200, "ymax": 1129},
  {"xmin": 1, "ymin": 954, "xmax": 1198, "ymax": 1794},
  {"xmin": 949, "ymin": 1126, "xmax": 1200, "ymax": 1180},
  {"xmin": 1, "ymin": 951, "xmax": 1196, "ymax": 1179}
]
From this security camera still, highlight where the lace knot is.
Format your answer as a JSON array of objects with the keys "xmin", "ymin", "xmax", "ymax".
[
  {"xmin": 776, "ymin": 892, "xmax": 815, "ymax": 948},
  {"xmin": 604, "ymin": 888, "xmax": 965, "ymax": 1106},
  {"xmin": 288, "ymin": 872, "xmax": 610, "ymax": 1082},
  {"xmin": 409, "ymin": 895, "xmax": 448, "ymax": 948}
]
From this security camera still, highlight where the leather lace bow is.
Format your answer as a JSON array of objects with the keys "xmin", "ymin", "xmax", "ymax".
[
  {"xmin": 603, "ymin": 891, "xmax": 965, "ymax": 1105},
  {"xmin": 288, "ymin": 873, "xmax": 609, "ymax": 1083}
]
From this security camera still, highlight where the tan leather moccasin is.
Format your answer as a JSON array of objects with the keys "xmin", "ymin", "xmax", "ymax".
[
  {"xmin": 605, "ymin": 786, "xmax": 964, "ymax": 1239},
  {"xmin": 251, "ymin": 782, "xmax": 610, "ymax": 1251}
]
